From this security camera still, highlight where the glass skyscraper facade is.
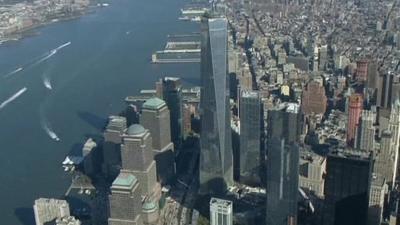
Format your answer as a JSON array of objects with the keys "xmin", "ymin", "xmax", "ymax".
[
  {"xmin": 199, "ymin": 16, "xmax": 233, "ymax": 194},
  {"xmin": 239, "ymin": 90, "xmax": 263, "ymax": 185},
  {"xmin": 161, "ymin": 77, "xmax": 184, "ymax": 150},
  {"xmin": 266, "ymin": 104, "xmax": 302, "ymax": 225},
  {"xmin": 323, "ymin": 151, "xmax": 372, "ymax": 225}
]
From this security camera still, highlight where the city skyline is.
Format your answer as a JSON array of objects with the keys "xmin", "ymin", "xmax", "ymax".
[{"xmin": 1, "ymin": 0, "xmax": 400, "ymax": 224}]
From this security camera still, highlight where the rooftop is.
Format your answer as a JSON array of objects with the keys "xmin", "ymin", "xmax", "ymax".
[
  {"xmin": 35, "ymin": 198, "xmax": 69, "ymax": 206},
  {"xmin": 82, "ymin": 138, "xmax": 96, "ymax": 154},
  {"xmin": 106, "ymin": 116, "xmax": 126, "ymax": 131},
  {"xmin": 142, "ymin": 201, "xmax": 158, "ymax": 213},
  {"xmin": 126, "ymin": 124, "xmax": 146, "ymax": 136},
  {"xmin": 210, "ymin": 197, "xmax": 232, "ymax": 208},
  {"xmin": 164, "ymin": 77, "xmax": 180, "ymax": 81},
  {"xmin": 142, "ymin": 97, "xmax": 166, "ymax": 110},
  {"xmin": 329, "ymin": 147, "xmax": 371, "ymax": 160},
  {"xmin": 241, "ymin": 90, "xmax": 259, "ymax": 98},
  {"xmin": 112, "ymin": 172, "xmax": 137, "ymax": 189}
]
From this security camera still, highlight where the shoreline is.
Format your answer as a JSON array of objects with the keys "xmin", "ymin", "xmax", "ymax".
[{"xmin": 0, "ymin": 5, "xmax": 99, "ymax": 45}]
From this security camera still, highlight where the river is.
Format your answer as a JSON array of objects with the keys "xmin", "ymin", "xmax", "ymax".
[{"xmin": 0, "ymin": 0, "xmax": 199, "ymax": 224}]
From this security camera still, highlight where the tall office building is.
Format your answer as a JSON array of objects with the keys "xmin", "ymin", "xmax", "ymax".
[
  {"xmin": 375, "ymin": 130, "xmax": 397, "ymax": 186},
  {"xmin": 120, "ymin": 124, "xmax": 158, "ymax": 198},
  {"xmin": 299, "ymin": 149, "xmax": 326, "ymax": 198},
  {"xmin": 301, "ymin": 80, "xmax": 327, "ymax": 115},
  {"xmin": 387, "ymin": 101, "xmax": 400, "ymax": 186},
  {"xmin": 157, "ymin": 77, "xmax": 184, "ymax": 150},
  {"xmin": 318, "ymin": 45, "xmax": 328, "ymax": 71},
  {"xmin": 378, "ymin": 72, "xmax": 395, "ymax": 109},
  {"xmin": 347, "ymin": 94, "xmax": 363, "ymax": 146},
  {"xmin": 108, "ymin": 172, "xmax": 143, "ymax": 225},
  {"xmin": 199, "ymin": 16, "xmax": 233, "ymax": 194},
  {"xmin": 367, "ymin": 62, "xmax": 378, "ymax": 90},
  {"xmin": 368, "ymin": 173, "xmax": 387, "ymax": 225},
  {"xmin": 312, "ymin": 44, "xmax": 319, "ymax": 72},
  {"xmin": 266, "ymin": 103, "xmax": 302, "ymax": 225},
  {"xmin": 239, "ymin": 90, "xmax": 263, "ymax": 185},
  {"xmin": 140, "ymin": 98, "xmax": 175, "ymax": 185},
  {"xmin": 323, "ymin": 149, "xmax": 372, "ymax": 225},
  {"xmin": 82, "ymin": 138, "xmax": 98, "ymax": 177},
  {"xmin": 210, "ymin": 198, "xmax": 233, "ymax": 225},
  {"xmin": 140, "ymin": 98, "xmax": 172, "ymax": 151},
  {"xmin": 103, "ymin": 116, "xmax": 126, "ymax": 179},
  {"xmin": 355, "ymin": 110, "xmax": 376, "ymax": 151},
  {"xmin": 355, "ymin": 60, "xmax": 368, "ymax": 82},
  {"xmin": 183, "ymin": 104, "xmax": 192, "ymax": 137},
  {"xmin": 397, "ymin": 31, "xmax": 400, "ymax": 49},
  {"xmin": 34, "ymin": 198, "xmax": 71, "ymax": 225}
]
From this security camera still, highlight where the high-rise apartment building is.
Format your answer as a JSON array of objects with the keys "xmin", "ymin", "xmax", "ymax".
[
  {"xmin": 108, "ymin": 172, "xmax": 143, "ymax": 225},
  {"xmin": 266, "ymin": 103, "xmax": 302, "ymax": 225},
  {"xmin": 199, "ymin": 16, "xmax": 233, "ymax": 194},
  {"xmin": 140, "ymin": 98, "xmax": 175, "ymax": 185},
  {"xmin": 210, "ymin": 198, "xmax": 233, "ymax": 225},
  {"xmin": 239, "ymin": 90, "xmax": 263, "ymax": 185}
]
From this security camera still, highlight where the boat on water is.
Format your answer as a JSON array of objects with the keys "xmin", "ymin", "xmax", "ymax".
[
  {"xmin": 43, "ymin": 77, "xmax": 52, "ymax": 90},
  {"xmin": 178, "ymin": 16, "xmax": 190, "ymax": 21},
  {"xmin": 191, "ymin": 16, "xmax": 201, "ymax": 22}
]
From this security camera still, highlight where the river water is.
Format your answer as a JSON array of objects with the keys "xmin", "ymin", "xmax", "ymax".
[{"xmin": 0, "ymin": 0, "xmax": 199, "ymax": 224}]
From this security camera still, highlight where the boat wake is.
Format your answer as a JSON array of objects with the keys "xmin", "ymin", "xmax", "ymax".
[
  {"xmin": 55, "ymin": 41, "xmax": 71, "ymax": 51},
  {"xmin": 32, "ymin": 41, "xmax": 71, "ymax": 66},
  {"xmin": 3, "ymin": 67, "xmax": 23, "ymax": 78},
  {"xmin": 41, "ymin": 118, "xmax": 60, "ymax": 142},
  {"xmin": 33, "ymin": 49, "xmax": 57, "ymax": 66},
  {"xmin": 43, "ymin": 73, "xmax": 52, "ymax": 90},
  {"xmin": 0, "ymin": 87, "xmax": 27, "ymax": 110},
  {"xmin": 2, "ymin": 42, "xmax": 71, "ymax": 79}
]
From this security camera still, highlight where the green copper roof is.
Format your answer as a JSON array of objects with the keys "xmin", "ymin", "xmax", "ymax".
[
  {"xmin": 112, "ymin": 173, "xmax": 137, "ymax": 188},
  {"xmin": 127, "ymin": 124, "xmax": 145, "ymax": 135},
  {"xmin": 142, "ymin": 201, "xmax": 158, "ymax": 212},
  {"xmin": 143, "ymin": 97, "xmax": 166, "ymax": 110}
]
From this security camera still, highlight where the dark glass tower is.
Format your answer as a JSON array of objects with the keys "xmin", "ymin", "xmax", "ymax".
[
  {"xmin": 160, "ymin": 77, "xmax": 184, "ymax": 151},
  {"xmin": 239, "ymin": 90, "xmax": 263, "ymax": 185},
  {"xmin": 266, "ymin": 103, "xmax": 302, "ymax": 225},
  {"xmin": 323, "ymin": 150, "xmax": 372, "ymax": 225},
  {"xmin": 199, "ymin": 16, "xmax": 233, "ymax": 194}
]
